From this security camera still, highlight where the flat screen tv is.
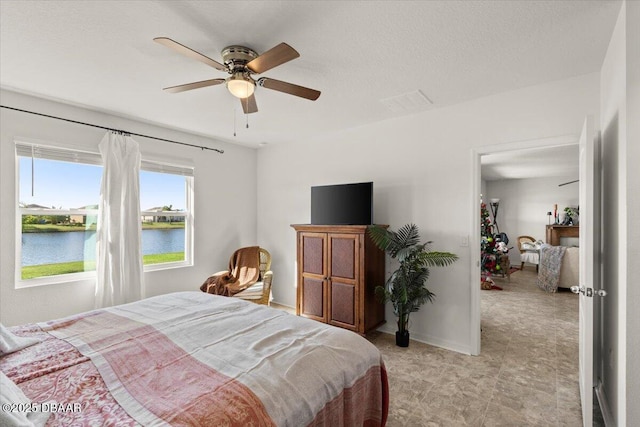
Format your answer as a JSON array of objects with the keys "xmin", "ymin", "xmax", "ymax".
[{"xmin": 311, "ymin": 182, "xmax": 373, "ymax": 225}]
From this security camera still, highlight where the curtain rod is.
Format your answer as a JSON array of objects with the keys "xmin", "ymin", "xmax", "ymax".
[{"xmin": 0, "ymin": 105, "xmax": 224, "ymax": 154}]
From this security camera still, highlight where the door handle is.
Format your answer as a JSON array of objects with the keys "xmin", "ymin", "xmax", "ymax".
[
  {"xmin": 570, "ymin": 285, "xmax": 585, "ymax": 295},
  {"xmin": 570, "ymin": 286, "xmax": 607, "ymax": 297}
]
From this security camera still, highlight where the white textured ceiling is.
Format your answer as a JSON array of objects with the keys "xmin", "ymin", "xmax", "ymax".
[
  {"xmin": 0, "ymin": 0, "xmax": 621, "ymax": 148},
  {"xmin": 481, "ymin": 144, "xmax": 579, "ymax": 181}
]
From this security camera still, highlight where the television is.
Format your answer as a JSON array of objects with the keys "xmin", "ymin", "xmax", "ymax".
[{"xmin": 311, "ymin": 182, "xmax": 373, "ymax": 225}]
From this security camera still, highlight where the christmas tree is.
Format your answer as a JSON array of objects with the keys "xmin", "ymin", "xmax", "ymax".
[{"xmin": 480, "ymin": 202, "xmax": 501, "ymax": 282}]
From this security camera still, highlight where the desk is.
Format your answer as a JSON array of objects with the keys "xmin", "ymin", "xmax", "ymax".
[{"xmin": 546, "ymin": 225, "xmax": 579, "ymax": 246}]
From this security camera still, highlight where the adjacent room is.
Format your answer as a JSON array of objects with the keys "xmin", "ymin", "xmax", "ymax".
[
  {"xmin": 476, "ymin": 145, "xmax": 587, "ymax": 424},
  {"xmin": 1, "ymin": 1, "xmax": 638, "ymax": 426},
  {"xmin": 481, "ymin": 145, "xmax": 581, "ymax": 290}
]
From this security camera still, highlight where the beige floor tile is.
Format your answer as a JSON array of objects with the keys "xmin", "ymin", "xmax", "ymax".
[
  {"xmin": 482, "ymin": 401, "xmax": 553, "ymax": 427},
  {"xmin": 282, "ymin": 267, "xmax": 585, "ymax": 426},
  {"xmin": 419, "ymin": 393, "xmax": 489, "ymax": 426}
]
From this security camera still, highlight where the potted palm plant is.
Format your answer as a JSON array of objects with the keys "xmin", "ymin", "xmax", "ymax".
[{"xmin": 368, "ymin": 223, "xmax": 458, "ymax": 347}]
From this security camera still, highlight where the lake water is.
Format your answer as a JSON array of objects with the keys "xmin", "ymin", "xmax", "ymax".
[{"xmin": 21, "ymin": 228, "xmax": 185, "ymax": 266}]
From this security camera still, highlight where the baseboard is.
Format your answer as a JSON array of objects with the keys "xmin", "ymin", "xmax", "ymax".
[
  {"xmin": 595, "ymin": 381, "xmax": 615, "ymax": 426},
  {"xmin": 269, "ymin": 300, "xmax": 295, "ymax": 311},
  {"xmin": 376, "ymin": 324, "xmax": 472, "ymax": 355}
]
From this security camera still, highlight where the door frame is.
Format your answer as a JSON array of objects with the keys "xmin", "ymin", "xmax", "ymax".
[{"xmin": 469, "ymin": 133, "xmax": 579, "ymax": 355}]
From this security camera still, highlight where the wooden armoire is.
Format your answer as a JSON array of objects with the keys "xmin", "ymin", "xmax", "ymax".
[{"xmin": 291, "ymin": 224, "xmax": 386, "ymax": 334}]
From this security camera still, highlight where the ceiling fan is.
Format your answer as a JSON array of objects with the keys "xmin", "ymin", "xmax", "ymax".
[{"xmin": 154, "ymin": 37, "xmax": 321, "ymax": 114}]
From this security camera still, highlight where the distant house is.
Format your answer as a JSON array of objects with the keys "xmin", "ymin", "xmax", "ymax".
[
  {"xmin": 69, "ymin": 205, "xmax": 98, "ymax": 225},
  {"xmin": 142, "ymin": 207, "xmax": 182, "ymax": 223},
  {"xmin": 21, "ymin": 203, "xmax": 51, "ymax": 209},
  {"xmin": 142, "ymin": 207, "xmax": 163, "ymax": 222}
]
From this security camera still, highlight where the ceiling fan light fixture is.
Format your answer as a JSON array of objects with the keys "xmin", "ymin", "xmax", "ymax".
[
  {"xmin": 155, "ymin": 38, "xmax": 320, "ymax": 112},
  {"xmin": 226, "ymin": 73, "xmax": 255, "ymax": 99}
]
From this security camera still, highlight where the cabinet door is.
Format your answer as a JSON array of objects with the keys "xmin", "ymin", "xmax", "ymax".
[
  {"xmin": 298, "ymin": 232, "xmax": 327, "ymax": 322},
  {"xmin": 327, "ymin": 233, "xmax": 360, "ymax": 331}
]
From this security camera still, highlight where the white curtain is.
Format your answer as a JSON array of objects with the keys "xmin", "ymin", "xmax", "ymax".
[{"xmin": 95, "ymin": 132, "xmax": 144, "ymax": 308}]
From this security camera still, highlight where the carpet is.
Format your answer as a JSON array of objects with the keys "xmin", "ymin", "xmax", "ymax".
[{"xmin": 509, "ymin": 266, "xmax": 520, "ymax": 274}]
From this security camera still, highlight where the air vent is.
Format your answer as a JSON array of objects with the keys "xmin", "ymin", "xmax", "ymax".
[{"xmin": 380, "ymin": 90, "xmax": 433, "ymax": 113}]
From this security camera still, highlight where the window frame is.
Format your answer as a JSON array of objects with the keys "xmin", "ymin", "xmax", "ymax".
[
  {"xmin": 140, "ymin": 174, "xmax": 194, "ymax": 273},
  {"xmin": 15, "ymin": 140, "xmax": 194, "ymax": 288}
]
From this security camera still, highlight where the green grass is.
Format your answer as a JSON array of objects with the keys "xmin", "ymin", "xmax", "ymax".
[
  {"xmin": 22, "ymin": 222, "xmax": 185, "ymax": 233},
  {"xmin": 22, "ymin": 260, "xmax": 96, "ymax": 279},
  {"xmin": 142, "ymin": 252, "xmax": 185, "ymax": 265},
  {"xmin": 22, "ymin": 223, "xmax": 95, "ymax": 233},
  {"xmin": 141, "ymin": 222, "xmax": 185, "ymax": 229},
  {"xmin": 21, "ymin": 252, "xmax": 185, "ymax": 280}
]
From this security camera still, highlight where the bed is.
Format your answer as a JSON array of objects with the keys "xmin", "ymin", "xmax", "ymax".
[{"xmin": 1, "ymin": 292, "xmax": 388, "ymax": 426}]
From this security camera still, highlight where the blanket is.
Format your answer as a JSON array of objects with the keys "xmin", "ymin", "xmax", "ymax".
[
  {"xmin": 200, "ymin": 246, "xmax": 261, "ymax": 296},
  {"xmin": 0, "ymin": 292, "xmax": 388, "ymax": 426},
  {"xmin": 536, "ymin": 244, "xmax": 567, "ymax": 293}
]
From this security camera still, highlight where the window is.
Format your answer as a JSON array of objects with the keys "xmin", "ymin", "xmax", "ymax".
[
  {"xmin": 139, "ymin": 165, "xmax": 193, "ymax": 269},
  {"xmin": 16, "ymin": 142, "xmax": 194, "ymax": 285}
]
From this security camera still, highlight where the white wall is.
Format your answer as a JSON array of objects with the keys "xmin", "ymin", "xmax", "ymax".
[
  {"xmin": 598, "ymin": 1, "xmax": 639, "ymax": 425},
  {"xmin": 257, "ymin": 72, "xmax": 600, "ymax": 354},
  {"xmin": 485, "ymin": 176, "xmax": 579, "ymax": 267},
  {"xmin": 0, "ymin": 90, "xmax": 258, "ymax": 326}
]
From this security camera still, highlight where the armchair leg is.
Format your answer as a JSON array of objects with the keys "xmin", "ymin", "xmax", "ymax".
[{"xmin": 521, "ymin": 262, "xmax": 525, "ymax": 271}]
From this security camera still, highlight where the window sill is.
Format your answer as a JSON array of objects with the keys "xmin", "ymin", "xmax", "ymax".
[
  {"xmin": 144, "ymin": 260, "xmax": 193, "ymax": 272},
  {"xmin": 15, "ymin": 271, "xmax": 96, "ymax": 289}
]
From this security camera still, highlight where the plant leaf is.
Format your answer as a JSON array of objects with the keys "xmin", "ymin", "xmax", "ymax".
[
  {"xmin": 418, "ymin": 251, "xmax": 459, "ymax": 267},
  {"xmin": 370, "ymin": 223, "xmax": 458, "ymax": 333},
  {"xmin": 394, "ymin": 224, "xmax": 420, "ymax": 253},
  {"xmin": 368, "ymin": 225, "xmax": 395, "ymax": 252}
]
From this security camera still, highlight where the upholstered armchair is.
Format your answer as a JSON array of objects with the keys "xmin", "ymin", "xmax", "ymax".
[{"xmin": 233, "ymin": 248, "xmax": 273, "ymax": 305}]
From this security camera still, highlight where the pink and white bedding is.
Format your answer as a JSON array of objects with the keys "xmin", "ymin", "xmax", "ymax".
[{"xmin": 1, "ymin": 292, "xmax": 388, "ymax": 426}]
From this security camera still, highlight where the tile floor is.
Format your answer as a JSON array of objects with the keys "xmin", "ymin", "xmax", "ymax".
[
  {"xmin": 367, "ymin": 268, "xmax": 584, "ymax": 426},
  {"xmin": 273, "ymin": 267, "xmax": 585, "ymax": 426}
]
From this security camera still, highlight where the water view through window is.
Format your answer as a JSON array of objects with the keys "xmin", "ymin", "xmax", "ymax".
[{"xmin": 19, "ymin": 155, "xmax": 189, "ymax": 280}]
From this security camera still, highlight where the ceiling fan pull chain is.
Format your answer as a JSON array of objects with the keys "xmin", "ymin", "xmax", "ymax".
[
  {"xmin": 233, "ymin": 108, "xmax": 237, "ymax": 137},
  {"xmin": 245, "ymin": 93, "xmax": 249, "ymax": 129}
]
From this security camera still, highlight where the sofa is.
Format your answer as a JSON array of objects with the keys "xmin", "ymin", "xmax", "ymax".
[{"xmin": 558, "ymin": 247, "xmax": 579, "ymax": 289}]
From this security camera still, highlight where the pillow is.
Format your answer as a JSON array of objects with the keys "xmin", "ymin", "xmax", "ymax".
[
  {"xmin": 0, "ymin": 323, "xmax": 40, "ymax": 356},
  {"xmin": 0, "ymin": 372, "xmax": 50, "ymax": 427}
]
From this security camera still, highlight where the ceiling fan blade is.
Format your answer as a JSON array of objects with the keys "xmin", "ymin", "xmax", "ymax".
[
  {"xmin": 240, "ymin": 93, "xmax": 258, "ymax": 114},
  {"xmin": 246, "ymin": 43, "xmax": 300, "ymax": 74},
  {"xmin": 154, "ymin": 37, "xmax": 227, "ymax": 72},
  {"xmin": 258, "ymin": 78, "xmax": 321, "ymax": 101},
  {"xmin": 163, "ymin": 78, "xmax": 226, "ymax": 93}
]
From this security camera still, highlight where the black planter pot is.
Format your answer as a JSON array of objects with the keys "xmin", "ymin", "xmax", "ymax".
[{"xmin": 395, "ymin": 330, "xmax": 410, "ymax": 347}]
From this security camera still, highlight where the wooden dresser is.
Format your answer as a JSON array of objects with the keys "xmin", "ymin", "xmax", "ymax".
[
  {"xmin": 291, "ymin": 224, "xmax": 386, "ymax": 334},
  {"xmin": 546, "ymin": 225, "xmax": 579, "ymax": 246}
]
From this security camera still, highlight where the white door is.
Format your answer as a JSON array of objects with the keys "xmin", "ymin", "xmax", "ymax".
[{"xmin": 573, "ymin": 116, "xmax": 598, "ymax": 426}]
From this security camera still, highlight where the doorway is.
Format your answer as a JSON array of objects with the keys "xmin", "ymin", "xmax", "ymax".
[
  {"xmin": 470, "ymin": 134, "xmax": 580, "ymax": 354},
  {"xmin": 471, "ymin": 130, "xmax": 607, "ymax": 425}
]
